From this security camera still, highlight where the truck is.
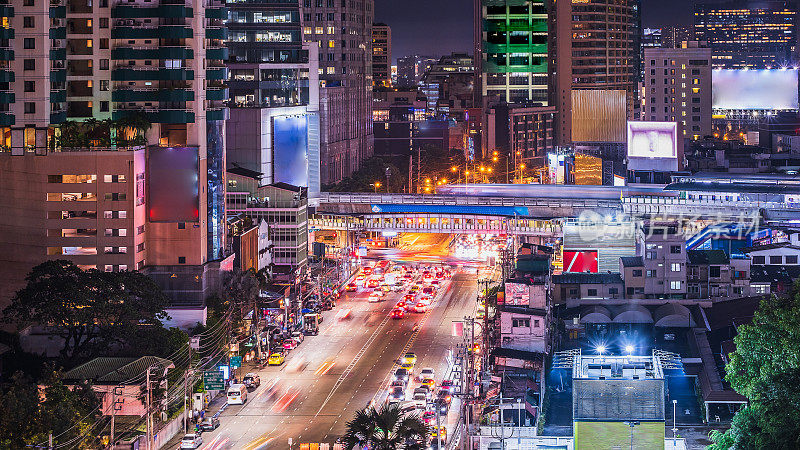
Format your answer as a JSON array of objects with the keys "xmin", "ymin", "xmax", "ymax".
[
  {"xmin": 303, "ymin": 313, "xmax": 320, "ymax": 335},
  {"xmin": 384, "ymin": 272, "xmax": 397, "ymax": 286}
]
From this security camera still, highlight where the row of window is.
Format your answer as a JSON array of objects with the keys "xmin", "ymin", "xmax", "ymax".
[
  {"xmin": 47, "ymin": 174, "xmax": 125, "ymax": 184},
  {"xmin": 752, "ymin": 254, "xmax": 799, "ymax": 265},
  {"xmin": 511, "ymin": 318, "xmax": 541, "ymax": 328}
]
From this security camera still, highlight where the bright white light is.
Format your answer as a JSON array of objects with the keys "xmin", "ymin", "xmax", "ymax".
[
  {"xmin": 625, "ymin": 345, "xmax": 634, "ymax": 354},
  {"xmin": 596, "ymin": 345, "xmax": 606, "ymax": 355}
]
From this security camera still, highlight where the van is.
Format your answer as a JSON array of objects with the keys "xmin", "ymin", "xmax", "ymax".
[{"xmin": 227, "ymin": 384, "xmax": 247, "ymax": 405}]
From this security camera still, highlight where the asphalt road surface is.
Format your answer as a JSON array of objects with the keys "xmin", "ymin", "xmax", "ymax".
[{"xmin": 192, "ymin": 268, "xmax": 478, "ymax": 450}]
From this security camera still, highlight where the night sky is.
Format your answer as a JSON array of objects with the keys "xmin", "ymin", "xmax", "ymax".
[{"xmin": 375, "ymin": 0, "xmax": 695, "ymax": 63}]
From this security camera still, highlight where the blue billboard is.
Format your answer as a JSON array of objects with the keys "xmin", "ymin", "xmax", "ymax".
[{"xmin": 273, "ymin": 115, "xmax": 308, "ymax": 187}]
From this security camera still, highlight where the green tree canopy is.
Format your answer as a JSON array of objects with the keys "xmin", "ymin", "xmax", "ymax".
[
  {"xmin": 709, "ymin": 288, "xmax": 800, "ymax": 449},
  {"xmin": 3, "ymin": 260, "xmax": 170, "ymax": 360},
  {"xmin": 342, "ymin": 403, "xmax": 430, "ymax": 450}
]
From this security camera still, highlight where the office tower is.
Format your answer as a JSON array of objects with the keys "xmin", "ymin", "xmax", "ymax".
[
  {"xmin": 419, "ymin": 53, "xmax": 475, "ymax": 120},
  {"xmin": 662, "ymin": 26, "xmax": 693, "ymax": 49},
  {"xmin": 0, "ymin": 0, "xmax": 229, "ymax": 309},
  {"xmin": 396, "ymin": 55, "xmax": 438, "ymax": 88},
  {"xmin": 225, "ymin": 0, "xmax": 321, "ymax": 198},
  {"xmin": 372, "ymin": 90, "xmax": 449, "ymax": 157},
  {"xmin": 695, "ymin": 0, "xmax": 798, "ymax": 68},
  {"xmin": 301, "ymin": 0, "xmax": 374, "ymax": 185},
  {"xmin": 643, "ymin": 42, "xmax": 713, "ymax": 140},
  {"xmin": 475, "ymin": 0, "xmax": 549, "ymax": 106},
  {"xmin": 372, "ymin": 23, "xmax": 391, "ymax": 88},
  {"xmin": 553, "ymin": 0, "xmax": 640, "ymax": 145}
]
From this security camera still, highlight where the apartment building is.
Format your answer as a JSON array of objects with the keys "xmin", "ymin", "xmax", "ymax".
[
  {"xmin": 686, "ymin": 249, "xmax": 751, "ymax": 299},
  {"xmin": 301, "ymin": 0, "xmax": 374, "ymax": 185},
  {"xmin": 643, "ymin": 42, "xmax": 712, "ymax": 140},
  {"xmin": 0, "ymin": 0, "xmax": 229, "ymax": 309},
  {"xmin": 371, "ymin": 22, "xmax": 390, "ymax": 87}
]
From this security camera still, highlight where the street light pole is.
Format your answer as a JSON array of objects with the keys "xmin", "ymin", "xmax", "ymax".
[{"xmin": 672, "ymin": 399, "xmax": 678, "ymax": 446}]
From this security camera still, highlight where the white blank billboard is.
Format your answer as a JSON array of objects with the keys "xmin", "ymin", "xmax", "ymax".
[
  {"xmin": 627, "ymin": 121, "xmax": 678, "ymax": 171},
  {"xmin": 712, "ymin": 69, "xmax": 799, "ymax": 110}
]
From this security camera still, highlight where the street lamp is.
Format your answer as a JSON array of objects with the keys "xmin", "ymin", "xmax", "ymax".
[
  {"xmin": 625, "ymin": 345, "xmax": 634, "ymax": 356},
  {"xmin": 372, "ymin": 181, "xmax": 381, "ymax": 193},
  {"xmin": 672, "ymin": 399, "xmax": 678, "ymax": 446},
  {"xmin": 596, "ymin": 345, "xmax": 606, "ymax": 357}
]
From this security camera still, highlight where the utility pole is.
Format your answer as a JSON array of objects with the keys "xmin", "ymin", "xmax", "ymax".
[
  {"xmin": 110, "ymin": 387, "xmax": 118, "ymax": 449},
  {"xmin": 184, "ymin": 345, "xmax": 191, "ymax": 434},
  {"xmin": 48, "ymin": 432, "xmax": 53, "ymax": 450},
  {"xmin": 416, "ymin": 146, "xmax": 421, "ymax": 193},
  {"xmin": 408, "ymin": 154, "xmax": 413, "ymax": 193},
  {"xmin": 254, "ymin": 289, "xmax": 262, "ymax": 361},
  {"xmin": 145, "ymin": 366, "xmax": 152, "ymax": 450}
]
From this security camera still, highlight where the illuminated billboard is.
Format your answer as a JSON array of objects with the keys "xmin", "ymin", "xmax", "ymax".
[
  {"xmin": 563, "ymin": 250, "xmax": 599, "ymax": 273},
  {"xmin": 574, "ymin": 153, "xmax": 602, "ymax": 185},
  {"xmin": 147, "ymin": 146, "xmax": 199, "ymax": 223},
  {"xmin": 571, "ymin": 90, "xmax": 627, "ymax": 143},
  {"xmin": 273, "ymin": 115, "xmax": 309, "ymax": 187},
  {"xmin": 627, "ymin": 121, "xmax": 679, "ymax": 171},
  {"xmin": 547, "ymin": 153, "xmax": 566, "ymax": 184},
  {"xmin": 712, "ymin": 69, "xmax": 799, "ymax": 110}
]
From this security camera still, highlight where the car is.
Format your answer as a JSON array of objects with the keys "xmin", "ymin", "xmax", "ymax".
[
  {"xmin": 414, "ymin": 387, "xmax": 431, "ymax": 400},
  {"xmin": 421, "ymin": 378, "xmax": 436, "ymax": 390},
  {"xmin": 395, "ymin": 301, "xmax": 408, "ymax": 310},
  {"xmin": 346, "ymin": 282, "xmax": 357, "ymax": 292},
  {"xmin": 419, "ymin": 368, "xmax": 435, "ymax": 380},
  {"xmin": 422, "ymin": 286, "xmax": 435, "ymax": 296},
  {"xmin": 367, "ymin": 278, "xmax": 380, "ymax": 288},
  {"xmin": 433, "ymin": 398, "xmax": 449, "ymax": 415},
  {"xmin": 412, "ymin": 392, "xmax": 427, "ymax": 407},
  {"xmin": 440, "ymin": 380, "xmax": 457, "ymax": 393},
  {"xmin": 401, "ymin": 353, "xmax": 417, "ymax": 365},
  {"xmin": 243, "ymin": 373, "xmax": 261, "ymax": 388},
  {"xmin": 404, "ymin": 294, "xmax": 416, "ymax": 302},
  {"xmin": 400, "ymin": 361, "xmax": 415, "ymax": 373},
  {"xmin": 388, "ymin": 386, "xmax": 405, "ymax": 403},
  {"xmin": 413, "ymin": 302, "xmax": 427, "ymax": 313},
  {"xmin": 430, "ymin": 279, "xmax": 440, "ymax": 286},
  {"xmin": 268, "ymin": 353, "xmax": 285, "ymax": 365},
  {"xmin": 391, "ymin": 379, "xmax": 406, "ymax": 389},
  {"xmin": 282, "ymin": 339, "xmax": 298, "ymax": 350},
  {"xmin": 180, "ymin": 434, "xmax": 203, "ymax": 449},
  {"xmin": 393, "ymin": 368, "xmax": 410, "ymax": 383},
  {"xmin": 391, "ymin": 308, "xmax": 405, "ymax": 319},
  {"xmin": 422, "ymin": 411, "xmax": 436, "ymax": 425},
  {"xmin": 362, "ymin": 266, "xmax": 373, "ymax": 275},
  {"xmin": 436, "ymin": 390, "xmax": 452, "ymax": 405},
  {"xmin": 368, "ymin": 292, "xmax": 383, "ymax": 303},
  {"xmin": 199, "ymin": 416, "xmax": 220, "ymax": 431},
  {"xmin": 392, "ymin": 283, "xmax": 404, "ymax": 292},
  {"xmin": 291, "ymin": 331, "xmax": 305, "ymax": 344},
  {"xmin": 435, "ymin": 272, "xmax": 444, "ymax": 279}
]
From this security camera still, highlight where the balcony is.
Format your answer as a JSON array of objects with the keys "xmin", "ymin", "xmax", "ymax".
[
  {"xmin": 0, "ymin": 6, "xmax": 14, "ymax": 17},
  {"xmin": 50, "ymin": 48, "xmax": 66, "ymax": 60},
  {"xmin": 111, "ymin": 46, "xmax": 193, "ymax": 60},
  {"xmin": 205, "ymin": 47, "xmax": 228, "ymax": 60},
  {"xmin": 206, "ymin": 87, "xmax": 228, "ymax": 101},
  {"xmin": 0, "ymin": 91, "xmax": 14, "ymax": 103},
  {"xmin": 0, "ymin": 112, "xmax": 13, "ymax": 126},
  {"xmin": 483, "ymin": 60, "xmax": 548, "ymax": 74},
  {"xmin": 111, "ymin": 67, "xmax": 194, "ymax": 81},
  {"xmin": 0, "ymin": 27, "xmax": 13, "ymax": 39},
  {"xmin": 112, "ymin": 88, "xmax": 194, "ymax": 102},
  {"xmin": 205, "ymin": 27, "xmax": 228, "ymax": 40},
  {"xmin": 111, "ymin": 25, "xmax": 192, "ymax": 39},
  {"xmin": 49, "ymin": 70, "xmax": 66, "ymax": 82},
  {"xmin": 484, "ymin": 19, "xmax": 547, "ymax": 33},
  {"xmin": 50, "ymin": 89, "xmax": 67, "ymax": 102},
  {"xmin": 113, "ymin": 108, "xmax": 195, "ymax": 124},
  {"xmin": 206, "ymin": 67, "xmax": 228, "ymax": 81},
  {"xmin": 0, "ymin": 48, "xmax": 12, "ymax": 60},
  {"xmin": 112, "ymin": 5, "xmax": 193, "ymax": 18},
  {"xmin": 49, "ymin": 27, "xmax": 67, "ymax": 39},
  {"xmin": 50, "ymin": 111, "xmax": 67, "ymax": 123},
  {"xmin": 49, "ymin": 5, "xmax": 65, "ymax": 17},
  {"xmin": 484, "ymin": 42, "xmax": 547, "ymax": 55},
  {"xmin": 206, "ymin": 107, "xmax": 228, "ymax": 121},
  {"xmin": 205, "ymin": 6, "xmax": 227, "ymax": 19}
]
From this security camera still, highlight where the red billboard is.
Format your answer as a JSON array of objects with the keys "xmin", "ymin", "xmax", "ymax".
[{"xmin": 563, "ymin": 250, "xmax": 598, "ymax": 273}]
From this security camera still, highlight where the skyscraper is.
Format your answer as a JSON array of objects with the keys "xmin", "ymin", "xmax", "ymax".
[
  {"xmin": 0, "ymin": 0, "xmax": 229, "ymax": 308},
  {"xmin": 553, "ymin": 0, "xmax": 640, "ymax": 145},
  {"xmin": 662, "ymin": 26, "xmax": 693, "ymax": 49},
  {"xmin": 372, "ymin": 23, "xmax": 391, "ymax": 88},
  {"xmin": 301, "ymin": 0, "xmax": 374, "ymax": 185},
  {"xmin": 694, "ymin": 0, "xmax": 798, "ymax": 69},
  {"xmin": 225, "ymin": 0, "xmax": 321, "ymax": 197},
  {"xmin": 396, "ymin": 54, "xmax": 438, "ymax": 88}
]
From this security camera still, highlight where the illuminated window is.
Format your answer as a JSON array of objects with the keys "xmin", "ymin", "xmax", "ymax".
[
  {"xmin": 326, "ymin": 26, "xmax": 335, "ymax": 34},
  {"xmin": 315, "ymin": 27, "xmax": 323, "ymax": 34},
  {"xmin": 328, "ymin": 40, "xmax": 334, "ymax": 48},
  {"xmin": 692, "ymin": 87, "xmax": 700, "ymax": 94},
  {"xmin": 326, "ymin": 66, "xmax": 335, "ymax": 74},
  {"xmin": 303, "ymin": 26, "xmax": 312, "ymax": 34}
]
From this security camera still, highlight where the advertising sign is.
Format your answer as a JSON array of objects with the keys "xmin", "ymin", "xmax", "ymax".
[
  {"xmin": 627, "ymin": 121, "xmax": 679, "ymax": 172},
  {"xmin": 230, "ymin": 356, "xmax": 242, "ymax": 369},
  {"xmin": 712, "ymin": 68, "xmax": 799, "ymax": 110},
  {"xmin": 146, "ymin": 146, "xmax": 200, "ymax": 223},
  {"xmin": 504, "ymin": 282, "xmax": 530, "ymax": 306},
  {"xmin": 273, "ymin": 115, "xmax": 309, "ymax": 187},
  {"xmin": 563, "ymin": 250, "xmax": 599, "ymax": 273}
]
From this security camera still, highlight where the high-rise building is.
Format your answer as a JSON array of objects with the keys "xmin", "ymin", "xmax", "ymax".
[
  {"xmin": 661, "ymin": 26, "xmax": 693, "ymax": 49},
  {"xmin": 301, "ymin": 0, "xmax": 374, "ymax": 185},
  {"xmin": 643, "ymin": 42, "xmax": 712, "ymax": 140},
  {"xmin": 0, "ymin": 0, "xmax": 229, "ymax": 309},
  {"xmin": 553, "ymin": 0, "xmax": 640, "ymax": 145},
  {"xmin": 475, "ymin": 0, "xmax": 549, "ymax": 106},
  {"xmin": 694, "ymin": 0, "xmax": 798, "ymax": 68},
  {"xmin": 419, "ymin": 53, "xmax": 474, "ymax": 120},
  {"xmin": 396, "ymin": 54, "xmax": 438, "ymax": 88},
  {"xmin": 225, "ymin": 0, "xmax": 321, "ymax": 198},
  {"xmin": 372, "ymin": 23, "xmax": 391, "ymax": 88}
]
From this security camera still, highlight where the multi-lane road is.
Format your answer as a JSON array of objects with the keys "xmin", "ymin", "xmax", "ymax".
[{"xmin": 191, "ymin": 267, "xmax": 478, "ymax": 450}]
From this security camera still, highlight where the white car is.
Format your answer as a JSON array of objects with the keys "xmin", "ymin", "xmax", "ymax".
[
  {"xmin": 368, "ymin": 292, "xmax": 383, "ymax": 302},
  {"xmin": 180, "ymin": 434, "xmax": 203, "ymax": 449},
  {"xmin": 419, "ymin": 368, "xmax": 435, "ymax": 381}
]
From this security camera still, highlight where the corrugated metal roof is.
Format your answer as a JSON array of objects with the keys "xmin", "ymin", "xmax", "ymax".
[{"xmin": 64, "ymin": 356, "xmax": 174, "ymax": 385}]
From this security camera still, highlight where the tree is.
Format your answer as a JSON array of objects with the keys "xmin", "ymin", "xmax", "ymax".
[
  {"xmin": 709, "ymin": 288, "xmax": 800, "ymax": 449},
  {"xmin": 4, "ymin": 260, "xmax": 169, "ymax": 360},
  {"xmin": 341, "ymin": 403, "xmax": 430, "ymax": 450},
  {"xmin": 0, "ymin": 370, "xmax": 100, "ymax": 449},
  {"xmin": 218, "ymin": 268, "xmax": 260, "ymax": 326}
]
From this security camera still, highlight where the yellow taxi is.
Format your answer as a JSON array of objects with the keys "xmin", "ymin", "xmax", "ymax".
[
  {"xmin": 401, "ymin": 361, "xmax": 415, "ymax": 373},
  {"xmin": 421, "ymin": 378, "xmax": 435, "ymax": 390},
  {"xmin": 401, "ymin": 352, "xmax": 417, "ymax": 365},
  {"xmin": 267, "ymin": 353, "xmax": 285, "ymax": 366}
]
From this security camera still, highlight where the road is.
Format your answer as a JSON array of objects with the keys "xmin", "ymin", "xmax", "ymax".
[{"xmin": 191, "ymin": 268, "xmax": 478, "ymax": 450}]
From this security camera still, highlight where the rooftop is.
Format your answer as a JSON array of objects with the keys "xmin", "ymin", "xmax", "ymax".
[
  {"xmin": 553, "ymin": 272, "xmax": 623, "ymax": 285},
  {"xmin": 620, "ymin": 256, "xmax": 644, "ymax": 267},
  {"xmin": 64, "ymin": 356, "xmax": 174, "ymax": 385},
  {"xmin": 574, "ymin": 354, "xmax": 664, "ymax": 380},
  {"xmin": 687, "ymin": 249, "xmax": 730, "ymax": 265}
]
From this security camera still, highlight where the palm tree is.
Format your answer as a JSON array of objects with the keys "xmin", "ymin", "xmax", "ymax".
[{"xmin": 342, "ymin": 403, "xmax": 430, "ymax": 450}]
